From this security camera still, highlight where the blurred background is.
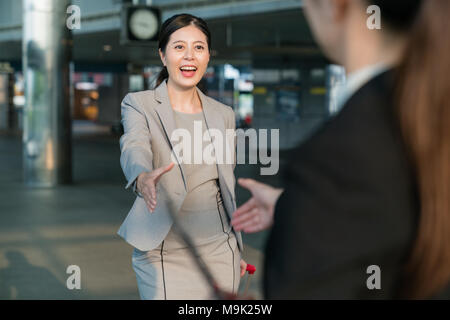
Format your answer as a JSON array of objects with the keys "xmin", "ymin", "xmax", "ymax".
[{"xmin": 0, "ymin": 0, "xmax": 345, "ymax": 299}]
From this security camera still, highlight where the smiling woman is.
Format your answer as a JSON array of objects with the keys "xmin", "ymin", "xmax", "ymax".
[
  {"xmin": 161, "ymin": 27, "xmax": 209, "ymax": 87},
  {"xmin": 117, "ymin": 13, "xmax": 247, "ymax": 300},
  {"xmin": 155, "ymin": 14, "xmax": 211, "ymax": 91}
]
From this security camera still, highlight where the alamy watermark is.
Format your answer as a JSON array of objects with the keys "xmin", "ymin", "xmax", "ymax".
[
  {"xmin": 170, "ymin": 121, "xmax": 280, "ymax": 176},
  {"xmin": 366, "ymin": 265, "xmax": 381, "ymax": 290},
  {"xmin": 66, "ymin": 265, "xmax": 81, "ymax": 290},
  {"xmin": 66, "ymin": 5, "xmax": 81, "ymax": 30},
  {"xmin": 367, "ymin": 5, "xmax": 381, "ymax": 30}
]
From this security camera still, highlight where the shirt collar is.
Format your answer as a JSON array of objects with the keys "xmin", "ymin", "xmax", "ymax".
[{"xmin": 336, "ymin": 62, "xmax": 391, "ymax": 111}]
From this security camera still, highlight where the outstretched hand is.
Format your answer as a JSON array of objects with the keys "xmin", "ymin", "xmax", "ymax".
[
  {"xmin": 231, "ymin": 178, "xmax": 283, "ymax": 233},
  {"xmin": 137, "ymin": 162, "xmax": 175, "ymax": 213}
]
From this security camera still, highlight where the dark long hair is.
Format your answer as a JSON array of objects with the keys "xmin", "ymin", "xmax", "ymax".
[
  {"xmin": 155, "ymin": 13, "xmax": 211, "ymax": 88},
  {"xmin": 371, "ymin": 0, "xmax": 450, "ymax": 298}
]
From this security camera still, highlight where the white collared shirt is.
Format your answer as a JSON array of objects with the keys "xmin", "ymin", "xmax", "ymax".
[{"xmin": 336, "ymin": 62, "xmax": 390, "ymax": 112}]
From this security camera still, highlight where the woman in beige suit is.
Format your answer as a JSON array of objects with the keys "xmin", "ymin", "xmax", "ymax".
[{"xmin": 118, "ymin": 13, "xmax": 247, "ymax": 300}]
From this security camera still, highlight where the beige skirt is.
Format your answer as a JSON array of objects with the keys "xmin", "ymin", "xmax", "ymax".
[{"xmin": 131, "ymin": 193, "xmax": 241, "ymax": 300}]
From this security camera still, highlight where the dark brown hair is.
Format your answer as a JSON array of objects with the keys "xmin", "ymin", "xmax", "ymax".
[
  {"xmin": 372, "ymin": 0, "xmax": 450, "ymax": 298},
  {"xmin": 155, "ymin": 13, "xmax": 211, "ymax": 88}
]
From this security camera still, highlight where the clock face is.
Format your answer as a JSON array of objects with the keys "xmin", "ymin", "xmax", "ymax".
[{"xmin": 129, "ymin": 9, "xmax": 158, "ymax": 40}]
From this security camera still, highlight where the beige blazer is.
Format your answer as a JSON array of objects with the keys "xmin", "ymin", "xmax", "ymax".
[{"xmin": 117, "ymin": 80, "xmax": 243, "ymax": 252}]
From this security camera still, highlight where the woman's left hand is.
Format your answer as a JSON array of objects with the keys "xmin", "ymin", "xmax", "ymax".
[
  {"xmin": 232, "ymin": 178, "xmax": 284, "ymax": 233},
  {"xmin": 240, "ymin": 259, "xmax": 248, "ymax": 277}
]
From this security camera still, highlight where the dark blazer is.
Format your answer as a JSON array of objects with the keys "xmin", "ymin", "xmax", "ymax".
[{"xmin": 263, "ymin": 70, "xmax": 421, "ymax": 299}]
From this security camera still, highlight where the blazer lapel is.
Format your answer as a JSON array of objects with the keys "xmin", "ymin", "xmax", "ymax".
[
  {"xmin": 197, "ymin": 88, "xmax": 234, "ymax": 198},
  {"xmin": 154, "ymin": 80, "xmax": 177, "ymax": 149},
  {"xmin": 154, "ymin": 81, "xmax": 187, "ymax": 191}
]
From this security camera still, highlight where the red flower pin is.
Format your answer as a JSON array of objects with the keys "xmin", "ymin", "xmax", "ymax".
[
  {"xmin": 243, "ymin": 264, "xmax": 256, "ymax": 297},
  {"xmin": 246, "ymin": 264, "xmax": 256, "ymax": 275}
]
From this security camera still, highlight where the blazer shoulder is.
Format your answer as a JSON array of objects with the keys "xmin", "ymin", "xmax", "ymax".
[
  {"xmin": 125, "ymin": 89, "xmax": 156, "ymax": 102},
  {"xmin": 205, "ymin": 95, "xmax": 232, "ymax": 111},
  {"xmin": 205, "ymin": 95, "xmax": 235, "ymax": 119},
  {"xmin": 205, "ymin": 95, "xmax": 235, "ymax": 129},
  {"xmin": 122, "ymin": 90, "xmax": 157, "ymax": 111}
]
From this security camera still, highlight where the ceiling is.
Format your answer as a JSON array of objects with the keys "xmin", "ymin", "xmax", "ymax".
[{"xmin": 1, "ymin": 9, "xmax": 322, "ymax": 69}]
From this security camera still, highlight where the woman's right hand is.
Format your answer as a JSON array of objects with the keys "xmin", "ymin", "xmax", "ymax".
[{"xmin": 136, "ymin": 162, "xmax": 175, "ymax": 213}]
